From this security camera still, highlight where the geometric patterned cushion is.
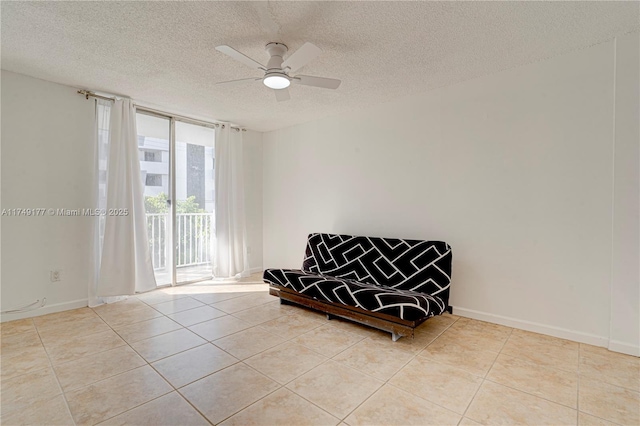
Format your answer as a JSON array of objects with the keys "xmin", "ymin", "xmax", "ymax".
[
  {"xmin": 263, "ymin": 268, "xmax": 447, "ymax": 322},
  {"xmin": 301, "ymin": 233, "xmax": 452, "ymax": 306}
]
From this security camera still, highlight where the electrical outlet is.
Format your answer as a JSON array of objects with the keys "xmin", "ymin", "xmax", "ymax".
[{"xmin": 50, "ymin": 270, "xmax": 62, "ymax": 282}]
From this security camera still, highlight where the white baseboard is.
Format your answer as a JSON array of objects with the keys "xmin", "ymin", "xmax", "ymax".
[
  {"xmin": 608, "ymin": 339, "xmax": 640, "ymax": 357},
  {"xmin": 249, "ymin": 267, "xmax": 263, "ymax": 274},
  {"xmin": 1, "ymin": 299, "xmax": 88, "ymax": 323},
  {"xmin": 452, "ymin": 306, "xmax": 610, "ymax": 348}
]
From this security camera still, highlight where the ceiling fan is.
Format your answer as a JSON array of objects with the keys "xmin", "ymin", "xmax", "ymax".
[{"xmin": 215, "ymin": 42, "xmax": 341, "ymax": 101}]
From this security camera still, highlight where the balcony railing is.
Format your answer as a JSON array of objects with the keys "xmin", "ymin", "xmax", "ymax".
[{"xmin": 146, "ymin": 212, "xmax": 215, "ymax": 270}]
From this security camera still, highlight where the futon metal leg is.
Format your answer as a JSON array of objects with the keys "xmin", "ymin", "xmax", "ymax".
[
  {"xmin": 391, "ymin": 332, "xmax": 402, "ymax": 342},
  {"xmin": 279, "ymin": 297, "xmax": 291, "ymax": 305},
  {"xmin": 326, "ymin": 313, "xmax": 334, "ymax": 320}
]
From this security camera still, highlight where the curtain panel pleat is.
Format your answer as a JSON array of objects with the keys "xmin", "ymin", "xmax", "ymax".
[{"xmin": 89, "ymin": 100, "xmax": 109, "ymax": 307}]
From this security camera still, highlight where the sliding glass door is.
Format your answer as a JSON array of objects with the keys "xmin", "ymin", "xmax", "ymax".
[
  {"xmin": 175, "ymin": 121, "xmax": 215, "ymax": 283},
  {"xmin": 136, "ymin": 112, "xmax": 215, "ymax": 286},
  {"xmin": 137, "ymin": 113, "xmax": 172, "ymax": 286}
]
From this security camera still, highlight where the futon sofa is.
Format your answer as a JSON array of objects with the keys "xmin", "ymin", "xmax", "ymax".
[{"xmin": 263, "ymin": 233, "xmax": 452, "ymax": 341}]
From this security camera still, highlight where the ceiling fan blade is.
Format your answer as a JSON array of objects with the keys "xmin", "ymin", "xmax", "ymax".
[
  {"xmin": 216, "ymin": 77, "xmax": 262, "ymax": 86},
  {"xmin": 281, "ymin": 42, "xmax": 322, "ymax": 73},
  {"xmin": 274, "ymin": 88, "xmax": 291, "ymax": 102},
  {"xmin": 293, "ymin": 75, "xmax": 341, "ymax": 90},
  {"xmin": 215, "ymin": 45, "xmax": 266, "ymax": 70}
]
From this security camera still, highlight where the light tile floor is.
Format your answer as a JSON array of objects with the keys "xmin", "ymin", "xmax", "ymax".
[{"xmin": 1, "ymin": 273, "xmax": 639, "ymax": 425}]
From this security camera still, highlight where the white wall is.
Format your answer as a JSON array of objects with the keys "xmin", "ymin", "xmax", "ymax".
[
  {"xmin": 1, "ymin": 71, "xmax": 95, "ymax": 319},
  {"xmin": 1, "ymin": 70, "xmax": 264, "ymax": 320},
  {"xmin": 243, "ymin": 129, "xmax": 264, "ymax": 272},
  {"xmin": 263, "ymin": 37, "xmax": 640, "ymax": 354},
  {"xmin": 610, "ymin": 32, "xmax": 640, "ymax": 355}
]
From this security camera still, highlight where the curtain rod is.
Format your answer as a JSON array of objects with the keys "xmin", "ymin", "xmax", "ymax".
[{"xmin": 77, "ymin": 90, "xmax": 246, "ymax": 132}]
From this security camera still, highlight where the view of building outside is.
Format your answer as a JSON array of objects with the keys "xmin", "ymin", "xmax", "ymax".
[{"xmin": 138, "ymin": 136, "xmax": 215, "ymax": 213}]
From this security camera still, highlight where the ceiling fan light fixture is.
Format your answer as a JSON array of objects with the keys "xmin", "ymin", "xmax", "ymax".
[{"xmin": 263, "ymin": 74, "xmax": 290, "ymax": 89}]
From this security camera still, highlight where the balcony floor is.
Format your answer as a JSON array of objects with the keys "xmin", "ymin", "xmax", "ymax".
[{"xmin": 154, "ymin": 264, "xmax": 213, "ymax": 286}]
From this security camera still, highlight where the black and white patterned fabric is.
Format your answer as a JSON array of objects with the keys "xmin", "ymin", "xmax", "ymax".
[
  {"xmin": 264, "ymin": 233, "xmax": 452, "ymax": 322},
  {"xmin": 264, "ymin": 268, "xmax": 446, "ymax": 321}
]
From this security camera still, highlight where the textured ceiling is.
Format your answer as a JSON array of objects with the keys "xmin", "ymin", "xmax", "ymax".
[{"xmin": 2, "ymin": 1, "xmax": 638, "ymax": 132}]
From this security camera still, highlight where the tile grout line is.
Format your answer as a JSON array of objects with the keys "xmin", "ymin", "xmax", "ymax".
[
  {"xmin": 92, "ymin": 301, "xmax": 214, "ymax": 425},
  {"xmin": 106, "ymin": 320, "xmax": 220, "ymax": 426},
  {"xmin": 204, "ymin": 309, "xmax": 431, "ymax": 424},
  {"xmin": 275, "ymin": 355, "xmax": 360, "ymax": 423},
  {"xmin": 481, "ymin": 378, "xmax": 580, "ymax": 411},
  {"xmin": 3, "ymin": 315, "xmax": 119, "ymax": 383},
  {"xmin": 168, "ymin": 326, "xmax": 325, "ymax": 425},
  {"xmin": 228, "ymin": 296, "xmax": 472, "ymax": 424},
  {"xmin": 208, "ymin": 356, "xmax": 337, "ymax": 426},
  {"xmin": 333, "ymin": 316, "xmax": 462, "ymax": 423},
  {"xmin": 94, "ymin": 292, "xmax": 323, "ymax": 424},
  {"xmin": 1, "ymin": 310, "xmax": 500, "ymax": 425},
  {"xmin": 427, "ymin": 317, "xmax": 492, "ymax": 424},
  {"xmin": 383, "ymin": 323, "xmax": 454, "ymax": 384},
  {"xmin": 483, "ymin": 330, "xmax": 590, "ymax": 415},
  {"xmin": 140, "ymin": 303, "xmax": 322, "ymax": 366},
  {"xmin": 577, "ymin": 343, "xmax": 582, "ymax": 426},
  {"xmin": 97, "ymin": 388, "xmax": 214, "ymax": 426},
  {"xmin": 8, "ymin": 289, "xmax": 636, "ymax": 426},
  {"xmin": 573, "ymin": 345, "xmax": 626, "ymax": 426},
  {"xmin": 208, "ymin": 314, "xmax": 366, "ymax": 426},
  {"xmin": 460, "ymin": 324, "xmax": 515, "ymax": 423},
  {"xmin": 104, "ymin": 306, "xmax": 592, "ymax": 421},
  {"xmin": 6, "ymin": 290, "xmax": 398, "ymax": 425},
  {"xmin": 302, "ymin": 328, "xmax": 368, "ymax": 359},
  {"xmin": 165, "ymin": 331, "xmax": 264, "ymax": 425},
  {"xmin": 166, "ymin": 303, "xmax": 336, "ymax": 425},
  {"xmin": 63, "ymin": 302, "xmax": 194, "ymax": 424},
  {"xmin": 96, "ymin": 306, "xmax": 176, "ymax": 415},
  {"xmin": 31, "ymin": 320, "xmax": 78, "ymax": 426}
]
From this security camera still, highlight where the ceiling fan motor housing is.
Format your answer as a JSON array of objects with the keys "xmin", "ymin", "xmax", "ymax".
[{"xmin": 265, "ymin": 42, "xmax": 288, "ymax": 70}]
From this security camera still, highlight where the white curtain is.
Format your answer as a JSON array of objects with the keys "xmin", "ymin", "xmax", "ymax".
[
  {"xmin": 214, "ymin": 124, "xmax": 249, "ymax": 278},
  {"xmin": 90, "ymin": 99, "xmax": 156, "ymax": 304},
  {"xmin": 89, "ymin": 100, "xmax": 110, "ymax": 307}
]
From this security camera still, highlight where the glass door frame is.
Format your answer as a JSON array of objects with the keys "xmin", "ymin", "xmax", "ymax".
[{"xmin": 137, "ymin": 107, "xmax": 217, "ymax": 287}]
